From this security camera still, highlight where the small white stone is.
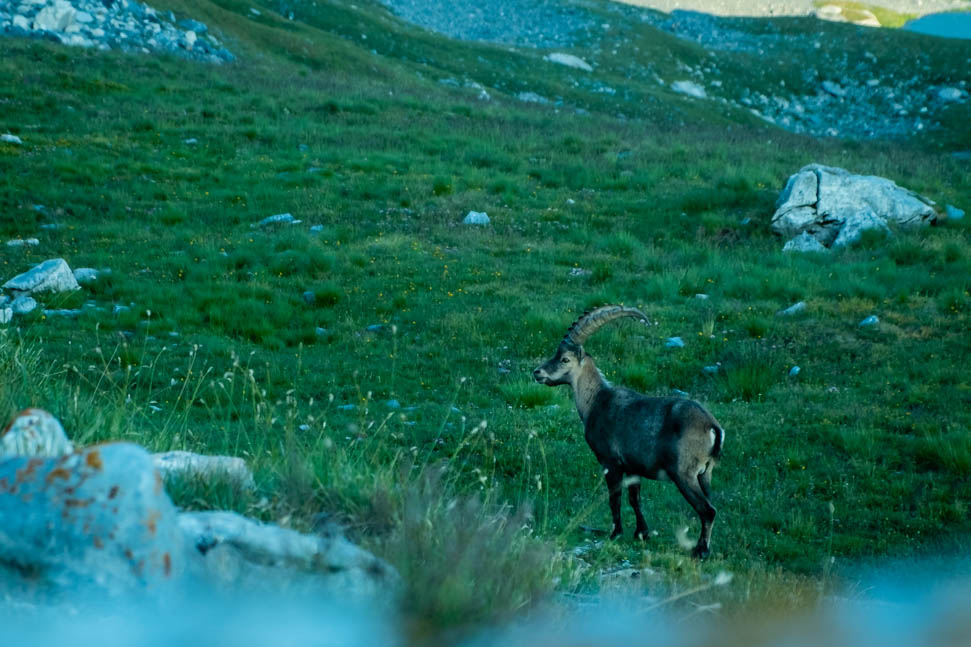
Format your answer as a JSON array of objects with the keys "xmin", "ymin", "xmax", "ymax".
[
  {"xmin": 463, "ymin": 211, "xmax": 490, "ymax": 225},
  {"xmin": 1, "ymin": 133, "xmax": 23, "ymax": 145}
]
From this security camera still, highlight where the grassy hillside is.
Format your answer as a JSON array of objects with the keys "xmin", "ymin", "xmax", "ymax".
[{"xmin": 1, "ymin": 0, "xmax": 970, "ymax": 639}]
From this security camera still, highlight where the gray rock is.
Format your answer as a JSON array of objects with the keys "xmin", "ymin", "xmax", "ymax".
[
  {"xmin": 3, "ymin": 258, "xmax": 80, "ymax": 294},
  {"xmin": 10, "ymin": 295, "xmax": 37, "ymax": 315},
  {"xmin": 772, "ymin": 165, "xmax": 936, "ymax": 249},
  {"xmin": 783, "ymin": 232, "xmax": 829, "ymax": 253},
  {"xmin": 938, "ymin": 87, "xmax": 965, "ymax": 102},
  {"xmin": 789, "ymin": 366, "xmax": 801, "ymax": 377},
  {"xmin": 463, "ymin": 210, "xmax": 490, "ymax": 225},
  {"xmin": 183, "ymin": 137, "xmax": 198, "ymax": 144},
  {"xmin": 859, "ymin": 315, "xmax": 879, "ymax": 327},
  {"xmin": 337, "ymin": 404, "xmax": 356, "ymax": 411},
  {"xmin": 310, "ymin": 224, "xmax": 325, "ymax": 232},
  {"xmin": 777, "ymin": 301, "xmax": 807, "ymax": 316},
  {"xmin": 568, "ymin": 267, "xmax": 592, "ymax": 277},
  {"xmin": 5, "ymin": 238, "xmax": 40, "ymax": 247},
  {"xmin": 178, "ymin": 510, "xmax": 397, "ymax": 598},
  {"xmin": 315, "ymin": 327, "xmax": 329, "ymax": 337},
  {"xmin": 665, "ymin": 336, "xmax": 685, "ymax": 348},
  {"xmin": 43, "ymin": 308, "xmax": 81, "ymax": 317},
  {"xmin": 821, "ymin": 81, "xmax": 847, "ymax": 98},
  {"xmin": 253, "ymin": 213, "xmax": 301, "ymax": 227},
  {"xmin": 702, "ymin": 365, "xmax": 720, "ymax": 375},
  {"xmin": 671, "ymin": 80, "xmax": 706, "ymax": 99},
  {"xmin": 178, "ymin": 18, "xmax": 207, "ymax": 34},
  {"xmin": 0, "ymin": 442, "xmax": 185, "ymax": 598},
  {"xmin": 302, "ymin": 290, "xmax": 316, "ymax": 305},
  {"xmin": 832, "ymin": 208, "xmax": 890, "ymax": 248},
  {"xmin": 945, "ymin": 204, "xmax": 965, "ymax": 221},
  {"xmin": 113, "ymin": 304, "xmax": 131, "ymax": 315},
  {"xmin": 0, "ymin": 133, "xmax": 23, "ymax": 145},
  {"xmin": 12, "ymin": 15, "xmax": 30, "ymax": 31},
  {"xmin": 0, "ymin": 307, "xmax": 10, "ymax": 324},
  {"xmin": 694, "ymin": 293, "xmax": 709, "ymax": 300},
  {"xmin": 366, "ymin": 324, "xmax": 384, "ymax": 333},
  {"xmin": 0, "ymin": 408, "xmax": 74, "ymax": 458},
  {"xmin": 516, "ymin": 91, "xmax": 549, "ymax": 104},
  {"xmin": 153, "ymin": 451, "xmax": 255, "ymax": 490},
  {"xmin": 543, "ymin": 52, "xmax": 592, "ymax": 71},
  {"xmin": 386, "ymin": 399, "xmax": 401, "ymax": 410},
  {"xmin": 33, "ymin": 2, "xmax": 77, "ymax": 31},
  {"xmin": 73, "ymin": 267, "xmax": 99, "ymax": 283}
]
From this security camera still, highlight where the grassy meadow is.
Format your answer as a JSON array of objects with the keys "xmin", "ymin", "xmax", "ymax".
[{"xmin": 1, "ymin": 0, "xmax": 970, "ymax": 640}]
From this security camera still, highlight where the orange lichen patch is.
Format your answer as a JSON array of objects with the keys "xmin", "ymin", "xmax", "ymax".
[
  {"xmin": 163, "ymin": 552, "xmax": 172, "ymax": 577},
  {"xmin": 85, "ymin": 450, "xmax": 103, "ymax": 471},
  {"xmin": 15, "ymin": 458, "xmax": 44, "ymax": 483},
  {"xmin": 64, "ymin": 497, "xmax": 95, "ymax": 508},
  {"xmin": 108, "ymin": 485, "xmax": 120, "ymax": 499},
  {"xmin": 45, "ymin": 466, "xmax": 73, "ymax": 483},
  {"xmin": 93, "ymin": 536, "xmax": 105, "ymax": 549},
  {"xmin": 145, "ymin": 509, "xmax": 161, "ymax": 535},
  {"xmin": 154, "ymin": 472, "xmax": 163, "ymax": 495}
]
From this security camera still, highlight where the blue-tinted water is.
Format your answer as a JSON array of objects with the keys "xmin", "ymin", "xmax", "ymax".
[{"xmin": 903, "ymin": 12, "xmax": 971, "ymax": 40}]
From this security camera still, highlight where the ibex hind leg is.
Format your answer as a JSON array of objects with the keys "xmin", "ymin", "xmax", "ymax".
[
  {"xmin": 627, "ymin": 480, "xmax": 649, "ymax": 541},
  {"xmin": 669, "ymin": 470, "xmax": 716, "ymax": 559}
]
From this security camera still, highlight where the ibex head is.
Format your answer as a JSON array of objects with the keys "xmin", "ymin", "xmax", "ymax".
[{"xmin": 533, "ymin": 305, "xmax": 649, "ymax": 386}]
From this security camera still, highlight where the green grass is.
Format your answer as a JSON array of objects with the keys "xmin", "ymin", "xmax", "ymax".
[{"xmin": 1, "ymin": 0, "xmax": 970, "ymax": 641}]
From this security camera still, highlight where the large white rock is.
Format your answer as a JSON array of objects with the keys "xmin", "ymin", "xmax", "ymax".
[
  {"xmin": 33, "ymin": 1, "xmax": 77, "ymax": 31},
  {"xmin": 3, "ymin": 258, "xmax": 80, "ymax": 294},
  {"xmin": 153, "ymin": 450, "xmax": 255, "ymax": 489},
  {"xmin": 543, "ymin": 52, "xmax": 593, "ymax": 72},
  {"xmin": 772, "ymin": 165, "xmax": 937, "ymax": 249},
  {"xmin": 0, "ymin": 408, "xmax": 74, "ymax": 457}
]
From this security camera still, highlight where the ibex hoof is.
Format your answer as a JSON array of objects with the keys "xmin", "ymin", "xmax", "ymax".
[
  {"xmin": 633, "ymin": 528, "xmax": 649, "ymax": 542},
  {"xmin": 690, "ymin": 545, "xmax": 710, "ymax": 560},
  {"xmin": 609, "ymin": 527, "xmax": 624, "ymax": 540}
]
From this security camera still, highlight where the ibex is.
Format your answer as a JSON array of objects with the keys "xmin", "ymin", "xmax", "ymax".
[{"xmin": 533, "ymin": 305, "xmax": 724, "ymax": 558}]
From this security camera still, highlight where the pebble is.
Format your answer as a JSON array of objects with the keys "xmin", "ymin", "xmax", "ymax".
[
  {"xmin": 789, "ymin": 366, "xmax": 801, "ymax": 377},
  {"xmin": 463, "ymin": 211, "xmax": 490, "ymax": 225},
  {"xmin": 1, "ymin": 133, "xmax": 23, "ymax": 145},
  {"xmin": 777, "ymin": 301, "xmax": 807, "ymax": 316},
  {"xmin": 859, "ymin": 315, "xmax": 879, "ymax": 327},
  {"xmin": 665, "ymin": 337, "xmax": 685, "ymax": 348}
]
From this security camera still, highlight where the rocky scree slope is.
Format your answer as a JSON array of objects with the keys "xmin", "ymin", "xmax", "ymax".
[
  {"xmin": 0, "ymin": 0, "xmax": 234, "ymax": 62},
  {"xmin": 373, "ymin": 0, "xmax": 970, "ymax": 140}
]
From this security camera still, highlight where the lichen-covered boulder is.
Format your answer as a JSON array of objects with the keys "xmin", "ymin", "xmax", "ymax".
[
  {"xmin": 1, "ymin": 408, "xmax": 74, "ymax": 458},
  {"xmin": 0, "ymin": 443, "xmax": 185, "ymax": 598},
  {"xmin": 772, "ymin": 164, "xmax": 937, "ymax": 248}
]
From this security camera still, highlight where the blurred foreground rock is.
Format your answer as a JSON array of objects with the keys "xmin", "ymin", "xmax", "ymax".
[{"xmin": 0, "ymin": 409, "xmax": 398, "ymax": 604}]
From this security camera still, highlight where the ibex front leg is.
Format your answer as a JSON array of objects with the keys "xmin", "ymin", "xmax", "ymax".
[{"xmin": 604, "ymin": 468, "xmax": 624, "ymax": 539}]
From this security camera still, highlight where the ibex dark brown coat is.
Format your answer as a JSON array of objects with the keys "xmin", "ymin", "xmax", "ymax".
[{"xmin": 533, "ymin": 305, "xmax": 724, "ymax": 558}]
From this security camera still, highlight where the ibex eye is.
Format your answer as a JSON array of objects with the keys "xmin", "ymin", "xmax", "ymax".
[{"xmin": 560, "ymin": 357, "xmax": 570, "ymax": 364}]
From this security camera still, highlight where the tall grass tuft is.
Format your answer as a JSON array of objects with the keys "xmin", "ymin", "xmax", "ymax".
[{"xmin": 715, "ymin": 341, "xmax": 785, "ymax": 402}]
